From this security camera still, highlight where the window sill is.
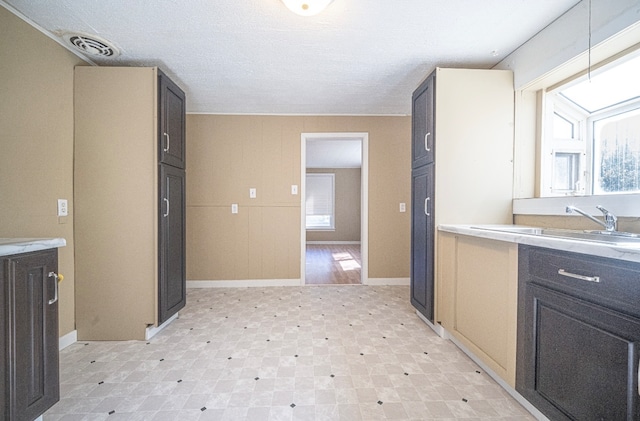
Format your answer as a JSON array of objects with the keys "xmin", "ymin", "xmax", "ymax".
[{"xmin": 513, "ymin": 194, "xmax": 640, "ymax": 217}]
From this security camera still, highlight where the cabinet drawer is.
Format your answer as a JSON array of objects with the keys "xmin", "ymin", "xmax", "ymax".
[{"xmin": 521, "ymin": 245, "xmax": 640, "ymax": 319}]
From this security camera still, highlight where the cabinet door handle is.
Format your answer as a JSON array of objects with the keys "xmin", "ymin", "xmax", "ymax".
[
  {"xmin": 163, "ymin": 197, "xmax": 170, "ymax": 217},
  {"xmin": 425, "ymin": 132, "xmax": 431, "ymax": 152},
  {"xmin": 425, "ymin": 197, "xmax": 431, "ymax": 216},
  {"xmin": 163, "ymin": 132, "xmax": 170, "ymax": 152},
  {"xmin": 47, "ymin": 272, "xmax": 59, "ymax": 305},
  {"xmin": 558, "ymin": 269, "xmax": 600, "ymax": 283}
]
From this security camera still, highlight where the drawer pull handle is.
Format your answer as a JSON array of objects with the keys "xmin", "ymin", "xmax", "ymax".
[
  {"xmin": 163, "ymin": 132, "xmax": 170, "ymax": 152},
  {"xmin": 48, "ymin": 272, "xmax": 59, "ymax": 305},
  {"xmin": 558, "ymin": 269, "xmax": 600, "ymax": 283},
  {"xmin": 425, "ymin": 132, "xmax": 431, "ymax": 152}
]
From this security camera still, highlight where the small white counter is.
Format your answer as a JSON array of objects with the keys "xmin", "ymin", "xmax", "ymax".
[{"xmin": 0, "ymin": 238, "xmax": 67, "ymax": 257}]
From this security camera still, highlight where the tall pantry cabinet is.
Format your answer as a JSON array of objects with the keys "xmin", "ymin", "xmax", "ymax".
[
  {"xmin": 410, "ymin": 73, "xmax": 435, "ymax": 321},
  {"xmin": 74, "ymin": 67, "xmax": 186, "ymax": 340},
  {"xmin": 410, "ymin": 68, "xmax": 514, "ymax": 325}
]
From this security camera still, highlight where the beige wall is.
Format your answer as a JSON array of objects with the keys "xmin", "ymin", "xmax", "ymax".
[
  {"xmin": 186, "ymin": 115, "xmax": 411, "ymax": 281},
  {"xmin": 0, "ymin": 8, "xmax": 86, "ymax": 337},
  {"xmin": 306, "ymin": 168, "xmax": 361, "ymax": 242}
]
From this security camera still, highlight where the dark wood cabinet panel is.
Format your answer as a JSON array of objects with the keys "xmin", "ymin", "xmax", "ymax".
[
  {"xmin": 411, "ymin": 163, "xmax": 434, "ymax": 322},
  {"xmin": 517, "ymin": 245, "xmax": 640, "ymax": 420},
  {"xmin": 158, "ymin": 69, "xmax": 187, "ymax": 325},
  {"xmin": 159, "ymin": 164, "xmax": 186, "ymax": 324},
  {"xmin": 411, "ymin": 73, "xmax": 435, "ymax": 169},
  {"xmin": 159, "ymin": 70, "xmax": 186, "ymax": 169},
  {"xmin": 411, "ymin": 69, "xmax": 436, "ymax": 323},
  {"xmin": 0, "ymin": 257, "xmax": 6, "ymax": 418},
  {"xmin": 2, "ymin": 249, "xmax": 59, "ymax": 421}
]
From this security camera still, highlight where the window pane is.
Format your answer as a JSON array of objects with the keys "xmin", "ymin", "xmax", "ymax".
[
  {"xmin": 306, "ymin": 215, "xmax": 331, "ymax": 228},
  {"xmin": 553, "ymin": 112, "xmax": 574, "ymax": 139},
  {"xmin": 552, "ymin": 152, "xmax": 580, "ymax": 191},
  {"xmin": 594, "ymin": 110, "xmax": 640, "ymax": 194},
  {"xmin": 560, "ymin": 54, "xmax": 640, "ymax": 113},
  {"xmin": 306, "ymin": 173, "xmax": 335, "ymax": 229}
]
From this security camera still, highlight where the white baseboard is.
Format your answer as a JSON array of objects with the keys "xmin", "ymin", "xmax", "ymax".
[
  {"xmin": 306, "ymin": 241, "xmax": 361, "ymax": 245},
  {"xmin": 364, "ymin": 277, "xmax": 410, "ymax": 286},
  {"xmin": 446, "ymin": 333, "xmax": 549, "ymax": 421},
  {"xmin": 188, "ymin": 278, "xmax": 408, "ymax": 288},
  {"xmin": 413, "ymin": 312, "xmax": 549, "ymax": 421},
  {"xmin": 414, "ymin": 310, "xmax": 446, "ymax": 337},
  {"xmin": 59, "ymin": 330, "xmax": 77, "ymax": 350},
  {"xmin": 187, "ymin": 279, "xmax": 302, "ymax": 288},
  {"xmin": 145, "ymin": 312, "xmax": 179, "ymax": 340}
]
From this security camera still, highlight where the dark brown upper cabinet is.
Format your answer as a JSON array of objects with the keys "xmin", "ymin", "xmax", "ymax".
[
  {"xmin": 159, "ymin": 70, "xmax": 186, "ymax": 169},
  {"xmin": 411, "ymin": 73, "xmax": 435, "ymax": 169}
]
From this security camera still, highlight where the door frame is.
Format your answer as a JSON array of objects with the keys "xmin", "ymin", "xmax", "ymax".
[{"xmin": 300, "ymin": 132, "xmax": 369, "ymax": 285}]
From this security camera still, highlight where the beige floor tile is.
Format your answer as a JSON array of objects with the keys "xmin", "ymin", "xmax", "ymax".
[{"xmin": 44, "ymin": 286, "xmax": 534, "ymax": 420}]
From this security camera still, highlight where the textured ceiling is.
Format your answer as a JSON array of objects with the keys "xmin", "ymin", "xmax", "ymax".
[{"xmin": 4, "ymin": 0, "xmax": 581, "ymax": 115}]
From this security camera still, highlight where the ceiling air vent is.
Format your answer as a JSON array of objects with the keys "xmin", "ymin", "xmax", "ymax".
[{"xmin": 62, "ymin": 32, "xmax": 119, "ymax": 58}]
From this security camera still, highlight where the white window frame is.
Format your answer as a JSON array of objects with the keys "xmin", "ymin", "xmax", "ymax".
[
  {"xmin": 541, "ymin": 66, "xmax": 640, "ymax": 197},
  {"xmin": 305, "ymin": 173, "xmax": 335, "ymax": 230},
  {"xmin": 542, "ymin": 94, "xmax": 588, "ymax": 196}
]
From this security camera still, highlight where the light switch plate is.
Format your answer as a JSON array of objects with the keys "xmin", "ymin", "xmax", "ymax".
[
  {"xmin": 291, "ymin": 185, "xmax": 298, "ymax": 195},
  {"xmin": 399, "ymin": 202, "xmax": 406, "ymax": 213},
  {"xmin": 57, "ymin": 199, "xmax": 68, "ymax": 216},
  {"xmin": 231, "ymin": 204, "xmax": 238, "ymax": 214},
  {"xmin": 249, "ymin": 188, "xmax": 257, "ymax": 199}
]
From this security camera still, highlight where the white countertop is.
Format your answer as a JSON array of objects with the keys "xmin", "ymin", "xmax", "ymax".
[
  {"xmin": 439, "ymin": 225, "xmax": 640, "ymax": 264},
  {"xmin": 0, "ymin": 238, "xmax": 66, "ymax": 257}
]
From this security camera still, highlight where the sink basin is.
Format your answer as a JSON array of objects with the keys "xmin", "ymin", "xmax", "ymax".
[
  {"xmin": 543, "ymin": 229, "xmax": 640, "ymax": 245},
  {"xmin": 471, "ymin": 226, "xmax": 640, "ymax": 246}
]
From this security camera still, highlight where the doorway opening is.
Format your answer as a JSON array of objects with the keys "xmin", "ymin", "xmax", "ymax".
[{"xmin": 300, "ymin": 133, "xmax": 369, "ymax": 285}]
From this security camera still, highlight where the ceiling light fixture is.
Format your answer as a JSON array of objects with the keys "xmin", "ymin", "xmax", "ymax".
[{"xmin": 281, "ymin": 0, "xmax": 334, "ymax": 16}]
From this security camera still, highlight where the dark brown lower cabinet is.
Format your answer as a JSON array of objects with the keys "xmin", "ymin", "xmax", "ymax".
[
  {"xmin": 1, "ymin": 248, "xmax": 59, "ymax": 421},
  {"xmin": 517, "ymin": 245, "xmax": 640, "ymax": 420},
  {"xmin": 159, "ymin": 164, "xmax": 186, "ymax": 324},
  {"xmin": 410, "ymin": 163, "xmax": 434, "ymax": 322}
]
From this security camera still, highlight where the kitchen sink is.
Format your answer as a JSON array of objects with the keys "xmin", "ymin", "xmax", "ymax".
[{"xmin": 471, "ymin": 225, "xmax": 640, "ymax": 246}]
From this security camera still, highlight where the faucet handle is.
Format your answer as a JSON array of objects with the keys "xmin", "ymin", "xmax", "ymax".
[{"xmin": 595, "ymin": 205, "xmax": 617, "ymax": 231}]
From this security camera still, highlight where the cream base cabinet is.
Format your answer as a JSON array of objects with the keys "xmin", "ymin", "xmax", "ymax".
[
  {"xmin": 74, "ymin": 67, "xmax": 186, "ymax": 340},
  {"xmin": 438, "ymin": 233, "xmax": 518, "ymax": 387}
]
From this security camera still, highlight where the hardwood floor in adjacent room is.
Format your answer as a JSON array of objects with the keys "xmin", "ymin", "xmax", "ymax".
[{"xmin": 305, "ymin": 244, "xmax": 361, "ymax": 285}]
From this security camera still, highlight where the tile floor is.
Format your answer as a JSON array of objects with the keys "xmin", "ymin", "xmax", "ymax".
[{"xmin": 45, "ymin": 286, "xmax": 535, "ymax": 420}]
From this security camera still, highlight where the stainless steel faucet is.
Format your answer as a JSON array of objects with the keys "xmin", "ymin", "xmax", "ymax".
[{"xmin": 565, "ymin": 205, "xmax": 618, "ymax": 232}]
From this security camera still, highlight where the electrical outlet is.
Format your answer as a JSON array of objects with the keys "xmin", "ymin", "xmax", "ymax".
[
  {"xmin": 291, "ymin": 185, "xmax": 298, "ymax": 195},
  {"xmin": 399, "ymin": 202, "xmax": 406, "ymax": 213},
  {"xmin": 249, "ymin": 188, "xmax": 257, "ymax": 199},
  {"xmin": 57, "ymin": 199, "xmax": 68, "ymax": 216},
  {"xmin": 231, "ymin": 204, "xmax": 238, "ymax": 214}
]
